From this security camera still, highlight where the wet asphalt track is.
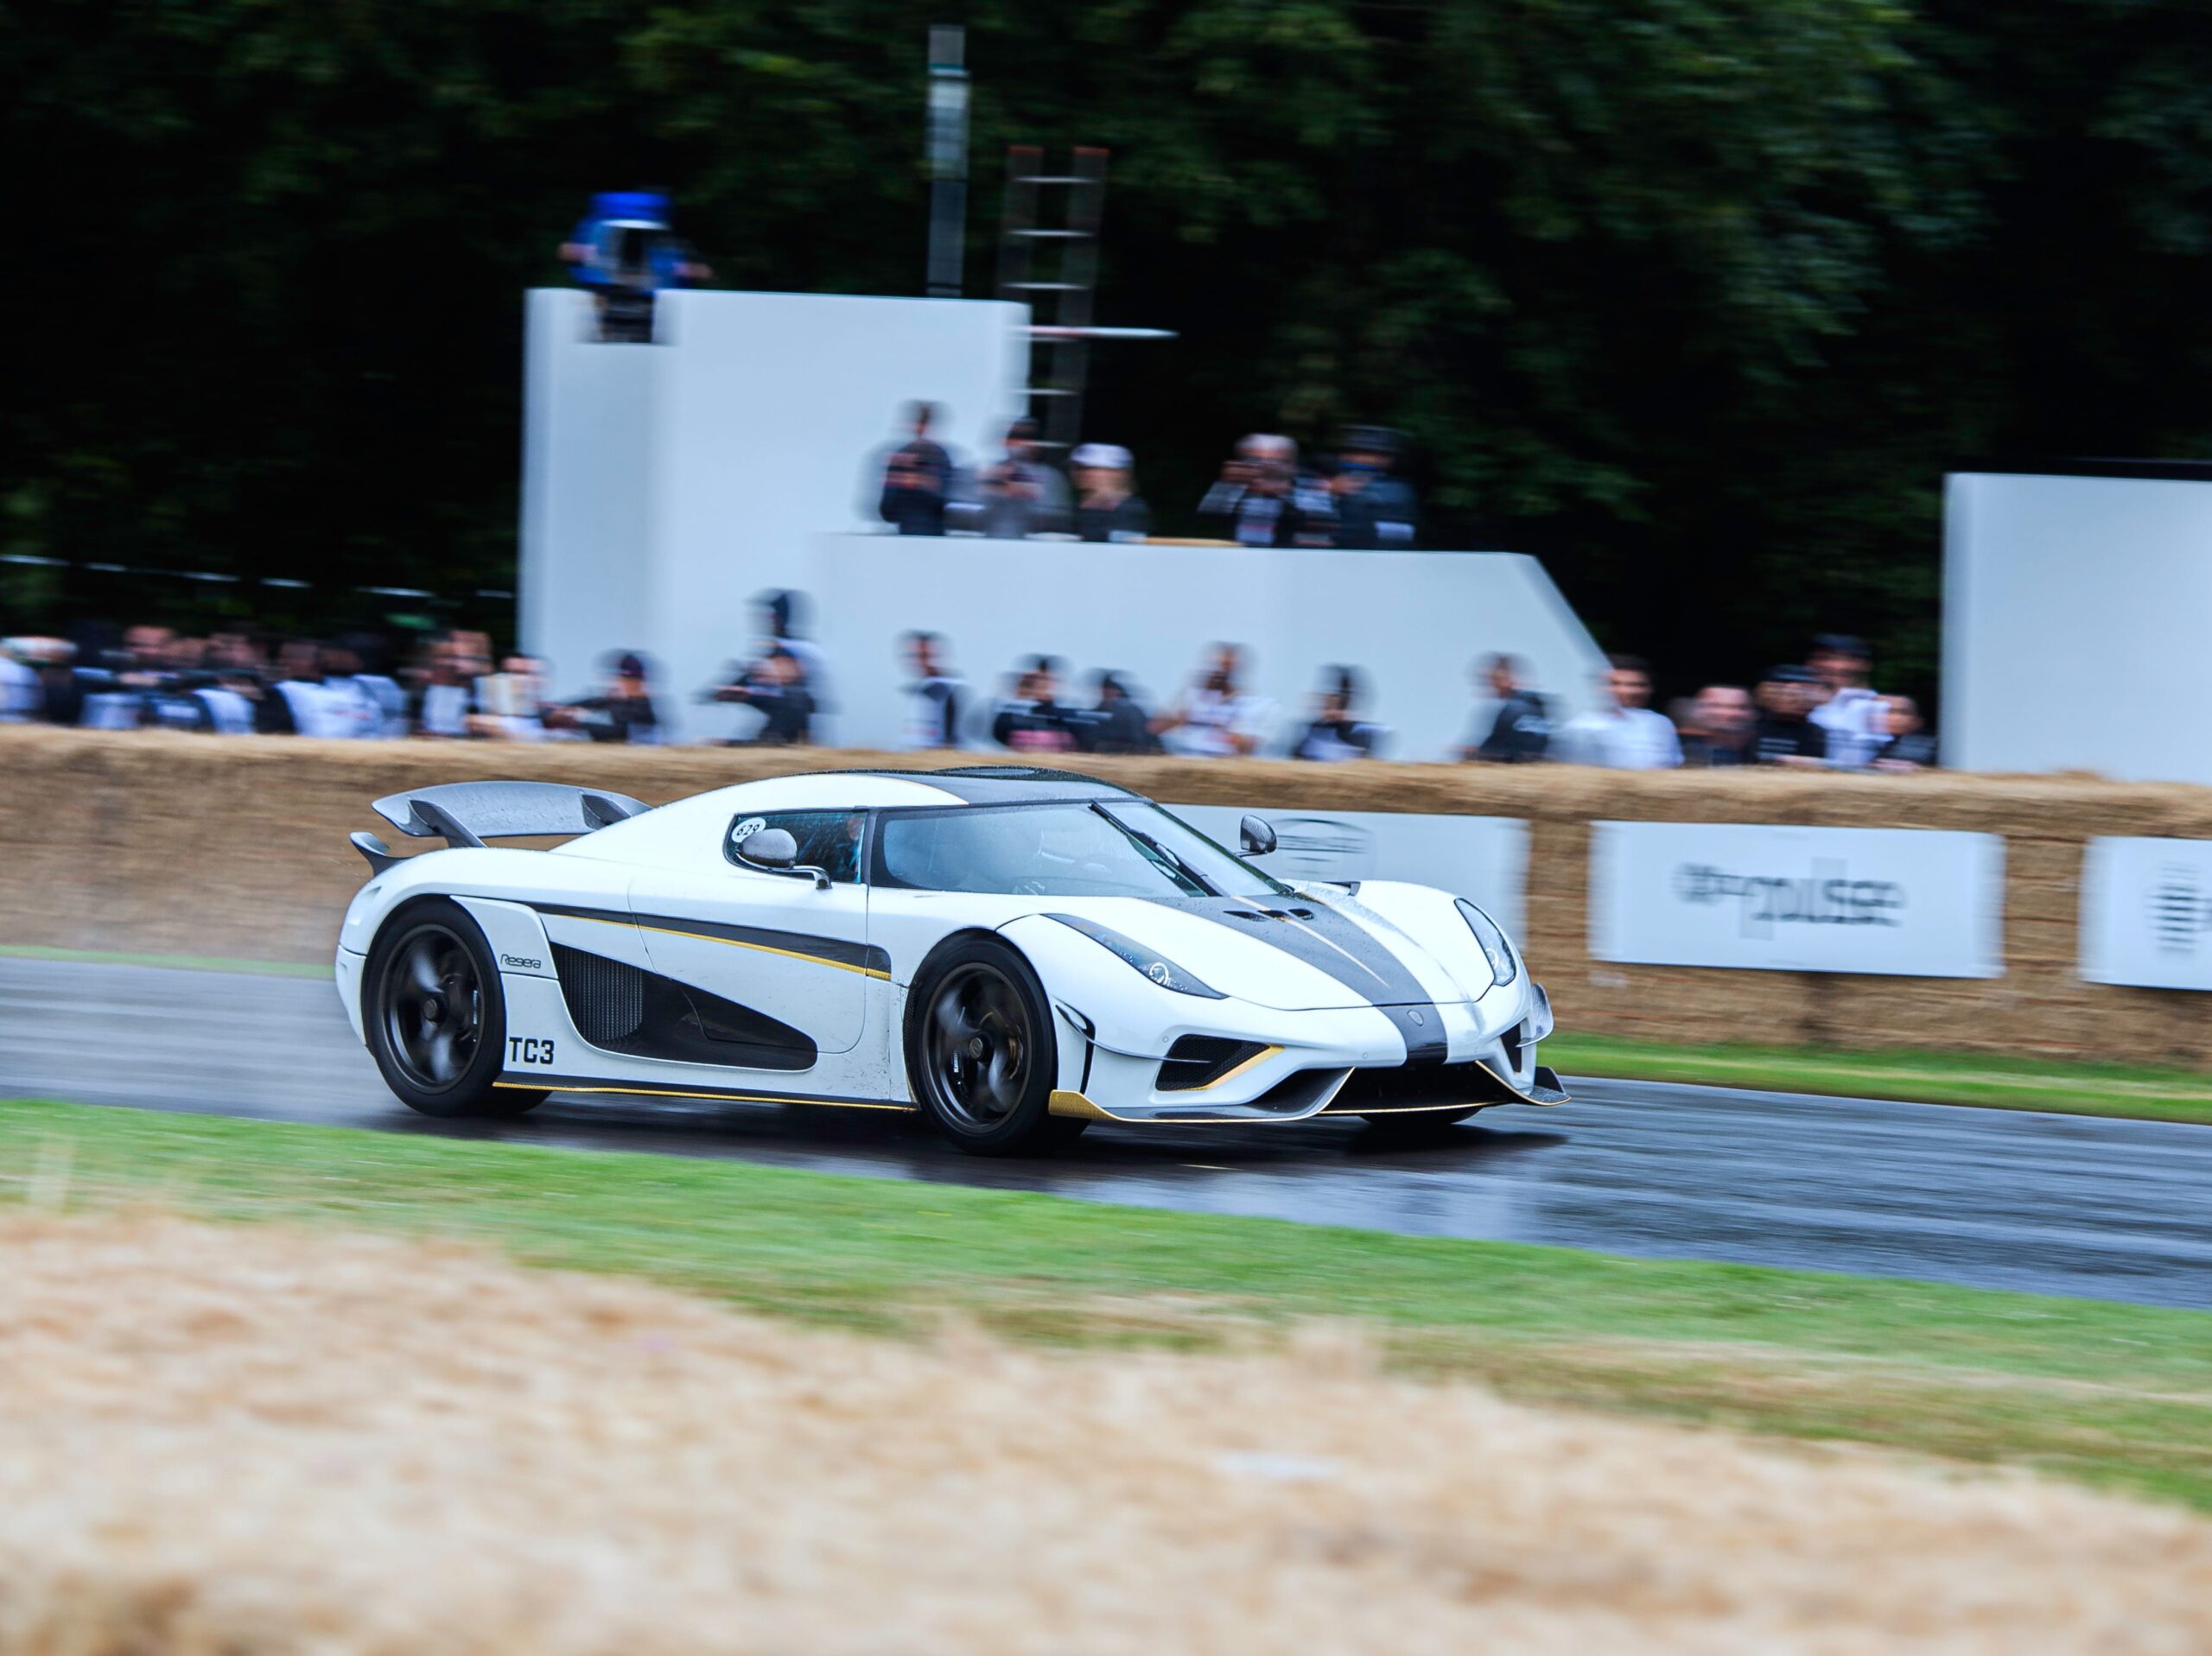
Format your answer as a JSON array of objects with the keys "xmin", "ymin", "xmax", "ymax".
[{"xmin": 4, "ymin": 956, "xmax": 2211, "ymax": 1310}]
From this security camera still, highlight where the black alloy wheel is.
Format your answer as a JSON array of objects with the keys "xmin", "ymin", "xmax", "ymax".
[
  {"xmin": 365, "ymin": 898, "xmax": 544, "ymax": 1119},
  {"xmin": 906, "ymin": 937, "xmax": 1083, "ymax": 1155}
]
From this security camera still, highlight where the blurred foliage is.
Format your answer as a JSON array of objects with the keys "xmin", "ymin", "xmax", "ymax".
[{"xmin": 3, "ymin": 0, "xmax": 2209, "ymax": 692}]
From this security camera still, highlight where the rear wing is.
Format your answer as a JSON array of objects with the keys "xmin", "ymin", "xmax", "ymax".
[{"xmin": 351, "ymin": 781, "xmax": 651, "ymax": 872}]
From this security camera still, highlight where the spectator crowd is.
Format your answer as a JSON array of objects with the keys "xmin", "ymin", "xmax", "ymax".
[
  {"xmin": 0, "ymin": 625, "xmax": 663, "ymax": 745},
  {"xmin": 1, "ymin": 606, "xmax": 1936, "ymax": 775},
  {"xmin": 870, "ymin": 405, "xmax": 1419, "ymax": 549},
  {"xmin": 0, "ymin": 410, "xmax": 1927, "ymax": 771}
]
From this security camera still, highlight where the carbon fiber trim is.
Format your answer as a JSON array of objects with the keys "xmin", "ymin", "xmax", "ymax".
[
  {"xmin": 496, "ymin": 1074, "xmax": 912, "ymax": 1110},
  {"xmin": 533, "ymin": 903, "xmax": 892, "ymax": 978}
]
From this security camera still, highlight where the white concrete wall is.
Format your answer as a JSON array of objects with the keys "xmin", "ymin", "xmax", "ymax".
[
  {"xmin": 808, "ymin": 536, "xmax": 1606, "ymax": 760},
  {"xmin": 520, "ymin": 288, "xmax": 1030, "ymax": 735},
  {"xmin": 521, "ymin": 286, "xmax": 1608, "ymax": 755},
  {"xmin": 1943, "ymin": 471, "xmax": 2212, "ymax": 783}
]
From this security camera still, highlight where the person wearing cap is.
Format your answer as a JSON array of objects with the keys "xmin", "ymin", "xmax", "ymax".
[
  {"xmin": 1750, "ymin": 665, "xmax": 1830, "ymax": 766},
  {"xmin": 1330, "ymin": 425, "xmax": 1419, "ymax": 549},
  {"xmin": 974, "ymin": 417, "xmax": 1071, "ymax": 538},
  {"xmin": 1808, "ymin": 632, "xmax": 1883, "ymax": 768},
  {"xmin": 1084, "ymin": 670, "xmax": 1155, "ymax": 754},
  {"xmin": 1070, "ymin": 443, "xmax": 1151, "ymax": 543},
  {"xmin": 1556, "ymin": 655, "xmax": 1681, "ymax": 769},
  {"xmin": 544, "ymin": 651, "xmax": 663, "ymax": 744}
]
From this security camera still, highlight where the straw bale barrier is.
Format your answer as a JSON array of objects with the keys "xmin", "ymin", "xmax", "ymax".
[
  {"xmin": 4, "ymin": 1210, "xmax": 2210, "ymax": 1654},
  {"xmin": 8, "ymin": 723, "xmax": 2212, "ymax": 1068}
]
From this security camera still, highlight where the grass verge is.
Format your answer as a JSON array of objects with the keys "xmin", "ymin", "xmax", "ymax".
[
  {"xmin": 1550, "ymin": 1031, "xmax": 2212, "ymax": 1126},
  {"xmin": 4, "ymin": 1097, "xmax": 2210, "ymax": 1512}
]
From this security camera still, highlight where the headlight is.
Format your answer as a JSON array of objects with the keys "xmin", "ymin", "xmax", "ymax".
[
  {"xmin": 1455, "ymin": 899, "xmax": 1519, "ymax": 987},
  {"xmin": 1047, "ymin": 913, "xmax": 1224, "ymax": 999}
]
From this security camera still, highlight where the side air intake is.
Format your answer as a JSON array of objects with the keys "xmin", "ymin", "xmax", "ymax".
[
  {"xmin": 552, "ymin": 945, "xmax": 646, "ymax": 1047},
  {"xmin": 551, "ymin": 944, "xmax": 816, "ymax": 1071}
]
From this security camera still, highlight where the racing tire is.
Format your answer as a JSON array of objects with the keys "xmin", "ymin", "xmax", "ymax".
[
  {"xmin": 905, "ymin": 936, "xmax": 1084, "ymax": 1155},
  {"xmin": 365, "ymin": 898, "xmax": 544, "ymax": 1120}
]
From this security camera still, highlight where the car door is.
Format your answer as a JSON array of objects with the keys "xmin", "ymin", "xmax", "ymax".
[{"xmin": 625, "ymin": 808, "xmax": 879, "ymax": 1063}]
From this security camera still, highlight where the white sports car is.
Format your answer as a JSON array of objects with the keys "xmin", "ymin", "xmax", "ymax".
[{"xmin": 337, "ymin": 765, "xmax": 1566, "ymax": 1154}]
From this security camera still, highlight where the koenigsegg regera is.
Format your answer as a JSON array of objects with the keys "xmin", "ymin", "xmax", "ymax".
[{"xmin": 337, "ymin": 766, "xmax": 1566, "ymax": 1153}]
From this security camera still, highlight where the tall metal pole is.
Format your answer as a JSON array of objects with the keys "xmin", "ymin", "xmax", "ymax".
[{"xmin": 925, "ymin": 24, "xmax": 969, "ymax": 298}]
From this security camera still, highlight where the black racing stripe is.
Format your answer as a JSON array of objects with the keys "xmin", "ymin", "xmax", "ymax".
[
  {"xmin": 1377, "ymin": 1004, "xmax": 1449, "ymax": 1065},
  {"xmin": 1185, "ymin": 895, "xmax": 1451, "ymax": 1063},
  {"xmin": 533, "ymin": 903, "xmax": 892, "ymax": 977}
]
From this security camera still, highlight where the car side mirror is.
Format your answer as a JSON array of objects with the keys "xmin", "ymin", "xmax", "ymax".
[
  {"xmin": 735, "ymin": 826, "xmax": 832, "ymax": 890},
  {"xmin": 738, "ymin": 827, "xmax": 800, "ymax": 869},
  {"xmin": 1239, "ymin": 814, "xmax": 1278, "ymax": 857}
]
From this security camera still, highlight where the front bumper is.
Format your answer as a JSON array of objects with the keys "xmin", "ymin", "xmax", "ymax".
[{"xmin": 1048, "ymin": 980, "xmax": 1566, "ymax": 1126}]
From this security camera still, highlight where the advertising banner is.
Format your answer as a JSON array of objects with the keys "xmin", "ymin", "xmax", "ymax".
[
  {"xmin": 1167, "ymin": 804, "xmax": 1529, "ymax": 938},
  {"xmin": 2080, "ymin": 836, "xmax": 2212, "ymax": 989},
  {"xmin": 1588, "ymin": 822, "xmax": 2005, "ymax": 978}
]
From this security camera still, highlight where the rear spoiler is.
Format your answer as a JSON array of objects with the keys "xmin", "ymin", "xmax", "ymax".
[{"xmin": 351, "ymin": 781, "xmax": 652, "ymax": 872}]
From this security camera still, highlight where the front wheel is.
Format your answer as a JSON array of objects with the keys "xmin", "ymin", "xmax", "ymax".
[
  {"xmin": 365, "ymin": 898, "xmax": 543, "ymax": 1119},
  {"xmin": 905, "ymin": 937, "xmax": 1084, "ymax": 1155}
]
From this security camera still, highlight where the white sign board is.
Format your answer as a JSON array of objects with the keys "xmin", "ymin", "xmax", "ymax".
[
  {"xmin": 2080, "ymin": 837, "xmax": 2212, "ymax": 989},
  {"xmin": 1589, "ymin": 822, "xmax": 2005, "ymax": 978},
  {"xmin": 1166, "ymin": 804, "xmax": 1529, "ymax": 939}
]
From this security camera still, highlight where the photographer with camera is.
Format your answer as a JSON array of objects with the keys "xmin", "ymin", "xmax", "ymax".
[{"xmin": 1198, "ymin": 434, "xmax": 1328, "ymax": 548}]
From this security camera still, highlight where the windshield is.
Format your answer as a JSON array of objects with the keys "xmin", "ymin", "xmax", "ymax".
[{"xmin": 874, "ymin": 802, "xmax": 1292, "ymax": 899}]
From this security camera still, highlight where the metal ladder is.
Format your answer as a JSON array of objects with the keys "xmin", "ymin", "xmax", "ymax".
[{"xmin": 997, "ymin": 146, "xmax": 1110, "ymax": 453}]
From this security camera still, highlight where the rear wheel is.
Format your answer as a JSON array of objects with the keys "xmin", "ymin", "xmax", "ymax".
[
  {"xmin": 365, "ymin": 899, "xmax": 543, "ymax": 1119},
  {"xmin": 906, "ymin": 937, "xmax": 1084, "ymax": 1155}
]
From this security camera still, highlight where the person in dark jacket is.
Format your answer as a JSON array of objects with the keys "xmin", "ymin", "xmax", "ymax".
[
  {"xmin": 1083, "ymin": 670, "xmax": 1155, "ymax": 754},
  {"xmin": 1465, "ymin": 654, "xmax": 1552, "ymax": 762},
  {"xmin": 1329, "ymin": 425, "xmax": 1418, "ymax": 549},
  {"xmin": 990, "ymin": 656, "xmax": 1087, "ymax": 752},
  {"xmin": 1290, "ymin": 666, "xmax": 1389, "ymax": 760},
  {"xmin": 546, "ymin": 652, "xmax": 663, "ymax": 744},
  {"xmin": 709, "ymin": 643, "xmax": 817, "ymax": 746},
  {"xmin": 1749, "ymin": 665, "xmax": 1829, "ymax": 766},
  {"xmin": 1678, "ymin": 685, "xmax": 1757, "ymax": 767},
  {"xmin": 1198, "ymin": 435, "xmax": 1324, "ymax": 548},
  {"xmin": 875, "ymin": 402, "xmax": 953, "ymax": 536},
  {"xmin": 1866, "ymin": 695, "xmax": 1938, "ymax": 771}
]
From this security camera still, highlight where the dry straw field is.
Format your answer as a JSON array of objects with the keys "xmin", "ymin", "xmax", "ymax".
[{"xmin": 3, "ymin": 1211, "xmax": 2209, "ymax": 1654}]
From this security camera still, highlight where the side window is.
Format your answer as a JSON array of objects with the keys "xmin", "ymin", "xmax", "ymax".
[{"xmin": 727, "ymin": 810, "xmax": 867, "ymax": 885}]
